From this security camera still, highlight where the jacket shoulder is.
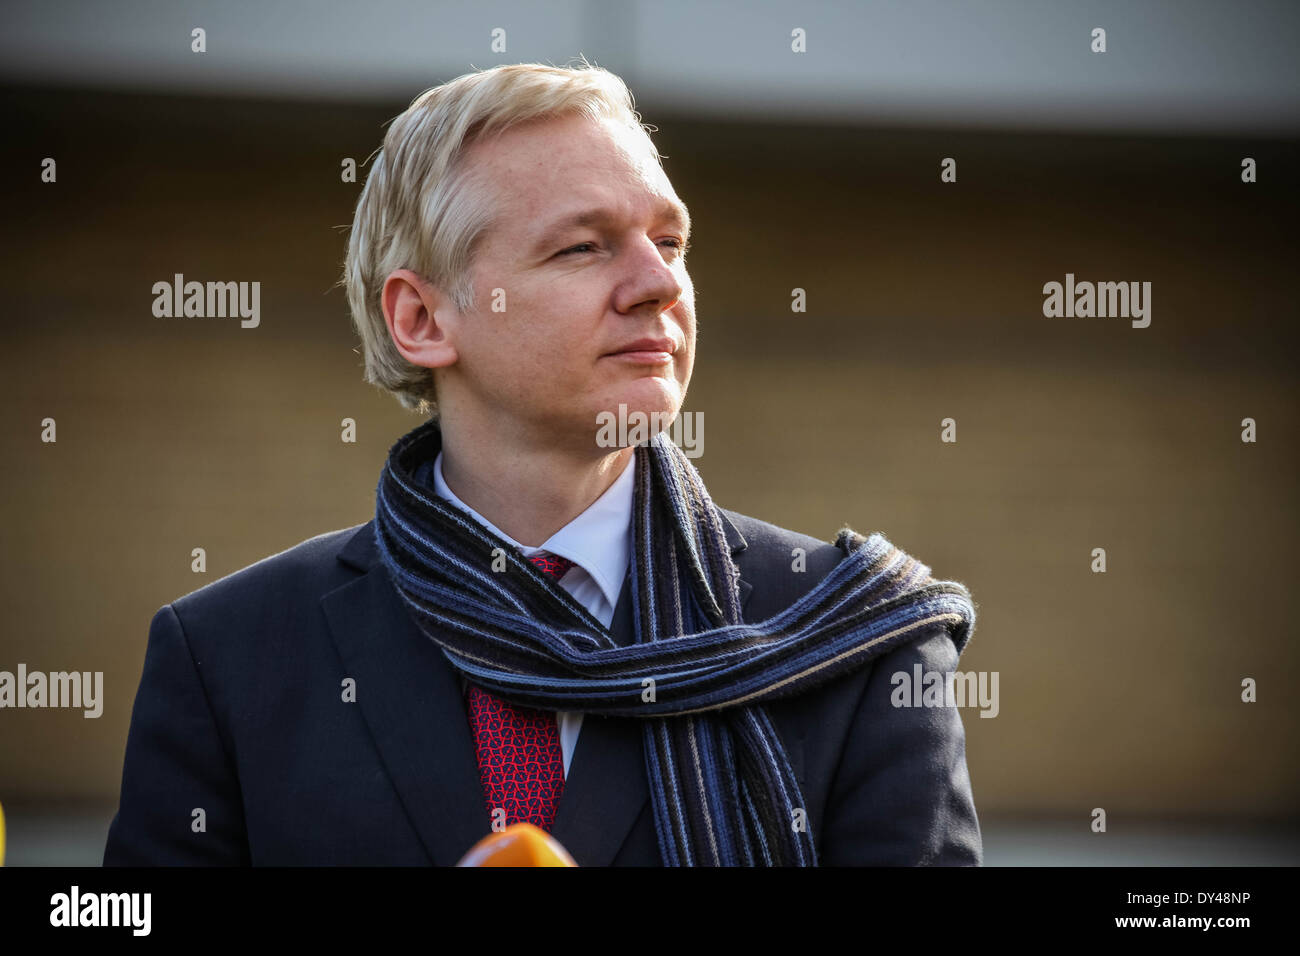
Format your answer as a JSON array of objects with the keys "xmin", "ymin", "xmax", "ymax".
[
  {"xmin": 717, "ymin": 507, "xmax": 847, "ymax": 618},
  {"xmin": 719, "ymin": 507, "xmax": 844, "ymax": 573},
  {"xmin": 169, "ymin": 522, "xmax": 367, "ymax": 620}
]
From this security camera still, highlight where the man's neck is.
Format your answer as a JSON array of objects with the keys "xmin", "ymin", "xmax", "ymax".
[{"xmin": 437, "ymin": 419, "xmax": 635, "ymax": 548}]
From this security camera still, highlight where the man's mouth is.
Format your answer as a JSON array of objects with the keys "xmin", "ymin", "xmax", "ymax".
[{"xmin": 604, "ymin": 337, "xmax": 678, "ymax": 363}]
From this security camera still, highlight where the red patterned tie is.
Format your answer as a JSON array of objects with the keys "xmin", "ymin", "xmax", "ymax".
[{"xmin": 466, "ymin": 550, "xmax": 576, "ymax": 832}]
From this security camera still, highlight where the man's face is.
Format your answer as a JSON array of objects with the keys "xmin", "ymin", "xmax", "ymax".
[{"xmin": 442, "ymin": 112, "xmax": 695, "ymax": 453}]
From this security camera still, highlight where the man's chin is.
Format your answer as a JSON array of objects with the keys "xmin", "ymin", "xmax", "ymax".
[
  {"xmin": 616, "ymin": 375, "xmax": 683, "ymax": 412},
  {"xmin": 589, "ymin": 393, "xmax": 683, "ymax": 451}
]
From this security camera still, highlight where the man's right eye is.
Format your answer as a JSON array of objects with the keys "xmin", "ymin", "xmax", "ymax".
[{"xmin": 557, "ymin": 243, "xmax": 595, "ymax": 256}]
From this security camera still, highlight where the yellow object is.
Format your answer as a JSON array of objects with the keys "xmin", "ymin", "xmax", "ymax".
[{"xmin": 456, "ymin": 822, "xmax": 577, "ymax": 867}]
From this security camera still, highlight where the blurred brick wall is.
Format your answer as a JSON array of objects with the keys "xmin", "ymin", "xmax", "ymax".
[{"xmin": 1, "ymin": 88, "xmax": 1296, "ymax": 821}]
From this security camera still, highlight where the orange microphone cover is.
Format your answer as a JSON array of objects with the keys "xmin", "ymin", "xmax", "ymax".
[{"xmin": 456, "ymin": 822, "xmax": 578, "ymax": 867}]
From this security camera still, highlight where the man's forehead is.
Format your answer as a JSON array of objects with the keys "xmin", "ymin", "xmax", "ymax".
[
  {"xmin": 465, "ymin": 114, "xmax": 688, "ymax": 244},
  {"xmin": 534, "ymin": 193, "xmax": 690, "ymax": 232}
]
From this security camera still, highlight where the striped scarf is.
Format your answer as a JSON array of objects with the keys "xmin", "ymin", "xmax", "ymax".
[{"xmin": 374, "ymin": 418, "xmax": 976, "ymax": 866}]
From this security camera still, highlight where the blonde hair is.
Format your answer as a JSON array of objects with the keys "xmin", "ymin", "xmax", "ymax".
[{"xmin": 341, "ymin": 58, "xmax": 661, "ymax": 417}]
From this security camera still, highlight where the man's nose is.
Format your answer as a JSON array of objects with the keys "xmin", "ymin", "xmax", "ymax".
[{"xmin": 614, "ymin": 237, "xmax": 684, "ymax": 314}]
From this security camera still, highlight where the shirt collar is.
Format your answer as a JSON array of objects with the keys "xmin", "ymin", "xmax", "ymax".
[{"xmin": 431, "ymin": 450, "xmax": 634, "ymax": 612}]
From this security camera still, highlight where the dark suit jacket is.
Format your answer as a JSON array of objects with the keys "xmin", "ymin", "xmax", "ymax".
[{"xmin": 104, "ymin": 508, "xmax": 982, "ymax": 866}]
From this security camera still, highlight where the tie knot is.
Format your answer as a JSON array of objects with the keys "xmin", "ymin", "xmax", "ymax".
[{"xmin": 526, "ymin": 550, "xmax": 576, "ymax": 581}]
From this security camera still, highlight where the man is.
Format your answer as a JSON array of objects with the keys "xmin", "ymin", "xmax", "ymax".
[{"xmin": 105, "ymin": 61, "xmax": 981, "ymax": 866}]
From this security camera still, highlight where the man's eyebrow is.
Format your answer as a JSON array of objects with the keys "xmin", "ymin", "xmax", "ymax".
[{"xmin": 529, "ymin": 199, "xmax": 692, "ymax": 253}]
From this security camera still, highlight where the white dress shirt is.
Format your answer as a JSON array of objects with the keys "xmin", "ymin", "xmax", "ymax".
[{"xmin": 431, "ymin": 449, "xmax": 634, "ymax": 779}]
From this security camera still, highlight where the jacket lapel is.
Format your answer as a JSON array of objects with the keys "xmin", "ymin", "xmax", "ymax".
[
  {"xmin": 321, "ymin": 513, "xmax": 751, "ymax": 867},
  {"xmin": 321, "ymin": 525, "xmax": 488, "ymax": 866}
]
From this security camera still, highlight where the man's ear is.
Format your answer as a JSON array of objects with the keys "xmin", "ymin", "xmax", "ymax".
[{"xmin": 382, "ymin": 268, "xmax": 460, "ymax": 371}]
